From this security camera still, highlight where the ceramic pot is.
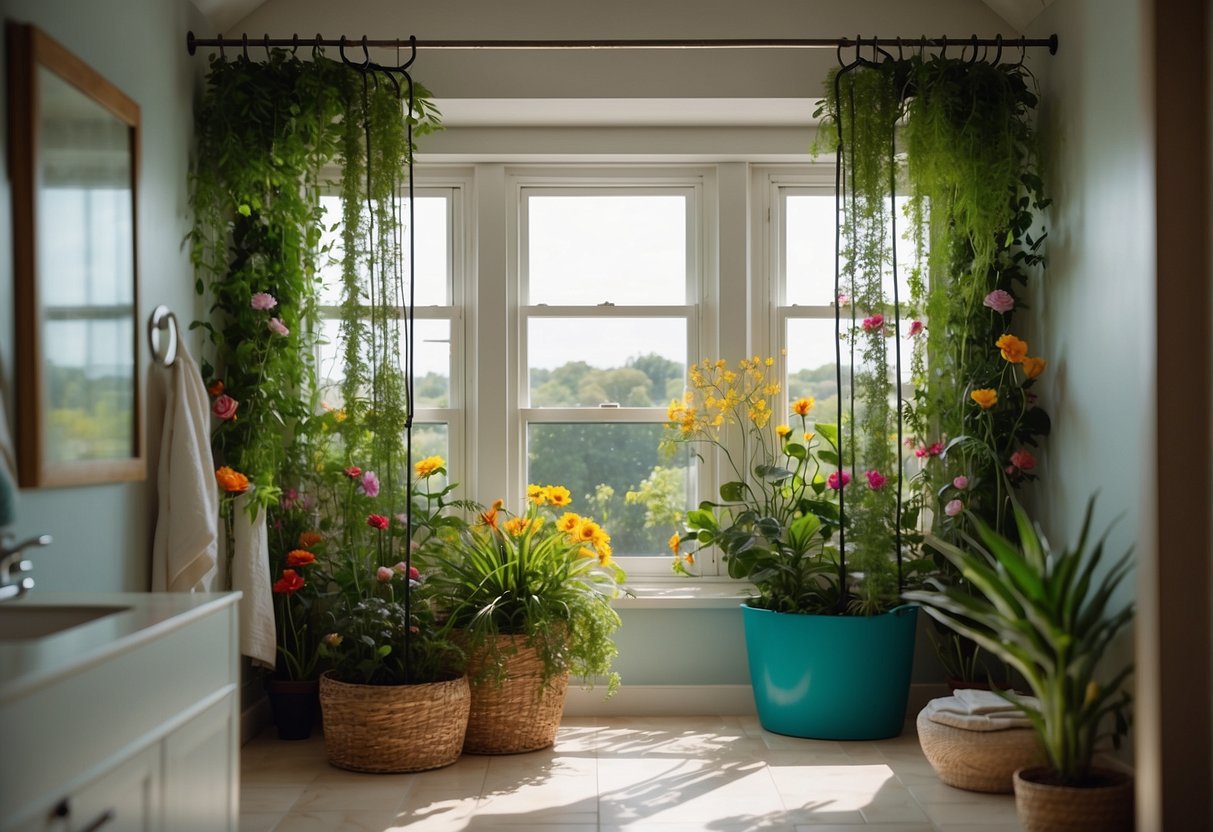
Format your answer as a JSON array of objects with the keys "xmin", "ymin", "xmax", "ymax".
[{"xmin": 265, "ymin": 678, "xmax": 320, "ymax": 741}]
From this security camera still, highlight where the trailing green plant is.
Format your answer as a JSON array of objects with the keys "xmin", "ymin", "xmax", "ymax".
[
  {"xmin": 429, "ymin": 486, "xmax": 626, "ymax": 694},
  {"xmin": 904, "ymin": 496, "xmax": 1133, "ymax": 787}
]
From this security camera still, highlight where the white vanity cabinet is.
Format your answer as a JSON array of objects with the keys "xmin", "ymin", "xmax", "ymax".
[{"xmin": 0, "ymin": 593, "xmax": 240, "ymax": 832}]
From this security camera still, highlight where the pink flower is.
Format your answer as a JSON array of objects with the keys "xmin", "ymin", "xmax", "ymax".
[
  {"xmin": 1010, "ymin": 449, "xmax": 1037, "ymax": 471},
  {"xmin": 908, "ymin": 320, "xmax": 924, "ymax": 337},
  {"xmin": 915, "ymin": 445, "xmax": 929, "ymax": 459},
  {"xmin": 281, "ymin": 488, "xmax": 299, "ymax": 510},
  {"xmin": 983, "ymin": 289, "xmax": 1015, "ymax": 314},
  {"xmin": 393, "ymin": 562, "xmax": 422, "ymax": 581},
  {"xmin": 376, "ymin": 566, "xmax": 394, "ymax": 583},
  {"xmin": 862, "ymin": 314, "xmax": 885, "ymax": 333},
  {"xmin": 367, "ymin": 514, "xmax": 389, "ymax": 530},
  {"xmin": 904, "ymin": 437, "xmax": 918, "ymax": 448},
  {"xmin": 865, "ymin": 469, "xmax": 887, "ymax": 490},
  {"xmin": 944, "ymin": 499, "xmax": 964, "ymax": 517},
  {"xmin": 250, "ymin": 292, "xmax": 278, "ymax": 311},
  {"xmin": 212, "ymin": 394, "xmax": 239, "ymax": 421},
  {"xmin": 837, "ymin": 293, "xmax": 850, "ymax": 306},
  {"xmin": 267, "ymin": 317, "xmax": 289, "ymax": 337},
  {"xmin": 953, "ymin": 476, "xmax": 970, "ymax": 490},
  {"xmin": 344, "ymin": 466, "xmax": 362, "ymax": 479},
  {"xmin": 927, "ymin": 442, "xmax": 944, "ymax": 457},
  {"xmin": 827, "ymin": 470, "xmax": 852, "ymax": 490},
  {"xmin": 359, "ymin": 470, "xmax": 380, "ymax": 498}
]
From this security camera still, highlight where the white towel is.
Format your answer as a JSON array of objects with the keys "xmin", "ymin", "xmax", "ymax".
[
  {"xmin": 151, "ymin": 342, "xmax": 219, "ymax": 592},
  {"xmin": 230, "ymin": 493, "xmax": 277, "ymax": 669},
  {"xmin": 923, "ymin": 689, "xmax": 1040, "ymax": 732}
]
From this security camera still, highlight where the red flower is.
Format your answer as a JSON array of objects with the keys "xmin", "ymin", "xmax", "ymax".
[
  {"xmin": 286, "ymin": 550, "xmax": 315, "ymax": 567},
  {"xmin": 367, "ymin": 514, "xmax": 389, "ymax": 530},
  {"xmin": 1010, "ymin": 449, "xmax": 1037, "ymax": 471},
  {"xmin": 207, "ymin": 380, "xmax": 225, "ymax": 397},
  {"xmin": 272, "ymin": 569, "xmax": 305, "ymax": 594},
  {"xmin": 927, "ymin": 442, "xmax": 944, "ymax": 457},
  {"xmin": 344, "ymin": 466, "xmax": 362, "ymax": 479}
]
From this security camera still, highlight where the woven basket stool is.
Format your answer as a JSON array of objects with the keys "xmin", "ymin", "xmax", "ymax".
[{"xmin": 916, "ymin": 706, "xmax": 1046, "ymax": 793}]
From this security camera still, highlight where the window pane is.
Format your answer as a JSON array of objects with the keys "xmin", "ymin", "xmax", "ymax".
[
  {"xmin": 527, "ymin": 422, "xmax": 693, "ymax": 556},
  {"xmin": 785, "ymin": 317, "xmax": 843, "ymax": 423},
  {"xmin": 317, "ymin": 318, "xmax": 450, "ymax": 408},
  {"xmin": 527, "ymin": 194, "xmax": 686, "ymax": 305},
  {"xmin": 785, "ymin": 194, "xmax": 837, "ymax": 307},
  {"xmin": 410, "ymin": 423, "xmax": 449, "ymax": 491},
  {"xmin": 317, "ymin": 194, "xmax": 450, "ymax": 307},
  {"xmin": 527, "ymin": 318, "xmax": 686, "ymax": 407}
]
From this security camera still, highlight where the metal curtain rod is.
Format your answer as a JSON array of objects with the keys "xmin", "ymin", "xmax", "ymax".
[{"xmin": 186, "ymin": 31, "xmax": 1059, "ymax": 56}]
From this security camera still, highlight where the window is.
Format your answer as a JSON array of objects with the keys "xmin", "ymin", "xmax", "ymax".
[
  {"xmin": 315, "ymin": 185, "xmax": 464, "ymax": 486},
  {"xmin": 514, "ymin": 178, "xmax": 704, "ymax": 575}
]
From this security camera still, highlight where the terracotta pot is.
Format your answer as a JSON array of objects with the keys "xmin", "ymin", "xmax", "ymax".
[
  {"xmin": 264, "ymin": 678, "xmax": 320, "ymax": 741},
  {"xmin": 1013, "ymin": 766, "xmax": 1134, "ymax": 832}
]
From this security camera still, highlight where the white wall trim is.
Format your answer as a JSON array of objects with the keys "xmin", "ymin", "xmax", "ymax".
[{"xmin": 564, "ymin": 682, "xmax": 950, "ymax": 720}]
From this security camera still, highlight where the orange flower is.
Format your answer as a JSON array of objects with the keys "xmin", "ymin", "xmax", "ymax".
[
  {"xmin": 286, "ymin": 549, "xmax": 315, "ymax": 567},
  {"xmin": 298, "ymin": 531, "xmax": 323, "ymax": 548},
  {"xmin": 480, "ymin": 499, "xmax": 505, "ymax": 529},
  {"xmin": 970, "ymin": 388, "xmax": 999, "ymax": 410},
  {"xmin": 215, "ymin": 466, "xmax": 249, "ymax": 493},
  {"xmin": 207, "ymin": 380, "xmax": 224, "ymax": 397},
  {"xmin": 791, "ymin": 397, "xmax": 815, "ymax": 416},
  {"xmin": 996, "ymin": 333, "xmax": 1028, "ymax": 364},
  {"xmin": 272, "ymin": 569, "xmax": 304, "ymax": 594},
  {"xmin": 668, "ymin": 532, "xmax": 681, "ymax": 555},
  {"xmin": 775, "ymin": 424, "xmax": 792, "ymax": 439},
  {"xmin": 1022, "ymin": 356, "xmax": 1047, "ymax": 379}
]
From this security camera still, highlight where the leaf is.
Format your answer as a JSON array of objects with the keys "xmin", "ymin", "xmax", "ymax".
[{"xmin": 719, "ymin": 481, "xmax": 747, "ymax": 502}]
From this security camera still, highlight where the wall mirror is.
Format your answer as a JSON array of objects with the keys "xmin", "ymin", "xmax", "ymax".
[{"xmin": 7, "ymin": 22, "xmax": 144, "ymax": 487}]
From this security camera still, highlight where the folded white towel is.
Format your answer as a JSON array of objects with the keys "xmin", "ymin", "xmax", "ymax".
[
  {"xmin": 923, "ymin": 689, "xmax": 1040, "ymax": 732},
  {"xmin": 230, "ymin": 494, "xmax": 277, "ymax": 669},
  {"xmin": 151, "ymin": 342, "xmax": 218, "ymax": 592}
]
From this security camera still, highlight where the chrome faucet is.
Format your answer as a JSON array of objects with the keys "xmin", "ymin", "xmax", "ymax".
[{"xmin": 0, "ymin": 534, "xmax": 51, "ymax": 602}]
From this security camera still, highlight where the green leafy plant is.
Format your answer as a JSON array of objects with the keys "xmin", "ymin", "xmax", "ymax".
[
  {"xmin": 430, "ymin": 486, "xmax": 626, "ymax": 694},
  {"xmin": 903, "ymin": 496, "xmax": 1134, "ymax": 786}
]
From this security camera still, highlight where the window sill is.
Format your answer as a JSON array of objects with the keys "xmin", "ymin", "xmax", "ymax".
[{"xmin": 613, "ymin": 581, "xmax": 753, "ymax": 610}]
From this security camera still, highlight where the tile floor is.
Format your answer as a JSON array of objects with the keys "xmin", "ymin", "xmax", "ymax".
[{"xmin": 240, "ymin": 716, "xmax": 1022, "ymax": 831}]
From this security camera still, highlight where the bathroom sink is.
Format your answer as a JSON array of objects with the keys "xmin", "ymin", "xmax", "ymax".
[{"xmin": 0, "ymin": 604, "xmax": 130, "ymax": 640}]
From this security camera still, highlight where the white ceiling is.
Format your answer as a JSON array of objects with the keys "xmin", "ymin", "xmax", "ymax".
[{"xmin": 198, "ymin": 0, "xmax": 1055, "ymax": 42}]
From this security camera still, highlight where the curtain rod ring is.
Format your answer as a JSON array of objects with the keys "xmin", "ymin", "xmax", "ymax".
[
  {"xmin": 361, "ymin": 34, "xmax": 370, "ymax": 67},
  {"xmin": 401, "ymin": 34, "xmax": 418, "ymax": 70},
  {"xmin": 339, "ymin": 35, "xmax": 349, "ymax": 64},
  {"xmin": 217, "ymin": 33, "xmax": 225, "ymax": 60},
  {"xmin": 263, "ymin": 34, "xmax": 271, "ymax": 59},
  {"xmin": 241, "ymin": 33, "xmax": 249, "ymax": 61},
  {"xmin": 968, "ymin": 34, "xmax": 979, "ymax": 64},
  {"xmin": 994, "ymin": 34, "xmax": 1003, "ymax": 64},
  {"xmin": 940, "ymin": 35, "xmax": 948, "ymax": 58},
  {"xmin": 291, "ymin": 33, "xmax": 299, "ymax": 54},
  {"xmin": 896, "ymin": 36, "xmax": 903, "ymax": 61}
]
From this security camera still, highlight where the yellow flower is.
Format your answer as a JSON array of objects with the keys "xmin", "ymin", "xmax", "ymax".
[
  {"xmin": 1022, "ymin": 356, "xmax": 1047, "ymax": 379},
  {"xmin": 996, "ymin": 333, "xmax": 1028, "ymax": 364},
  {"xmin": 715, "ymin": 359, "xmax": 727, "ymax": 369},
  {"xmin": 667, "ymin": 533, "xmax": 681, "ymax": 555},
  {"xmin": 557, "ymin": 512, "xmax": 582, "ymax": 534},
  {"xmin": 598, "ymin": 550, "xmax": 613, "ymax": 567},
  {"xmin": 775, "ymin": 424, "xmax": 792, "ymax": 439},
  {"xmin": 765, "ymin": 356, "xmax": 775, "ymax": 367},
  {"xmin": 576, "ymin": 519, "xmax": 601, "ymax": 543},
  {"xmin": 804, "ymin": 431, "xmax": 816, "ymax": 443},
  {"xmin": 577, "ymin": 546, "xmax": 596, "ymax": 559},
  {"xmin": 334, "ymin": 409, "xmax": 347, "ymax": 422},
  {"xmin": 1084, "ymin": 681, "xmax": 1099, "ymax": 706},
  {"xmin": 683, "ymin": 552, "xmax": 695, "ymax": 565},
  {"xmin": 503, "ymin": 516, "xmax": 528, "ymax": 536},
  {"xmin": 970, "ymin": 388, "xmax": 999, "ymax": 410},
  {"xmin": 414, "ymin": 455, "xmax": 445, "ymax": 478},
  {"xmin": 764, "ymin": 383, "xmax": 781, "ymax": 396},
  {"xmin": 791, "ymin": 397, "xmax": 815, "ymax": 416},
  {"xmin": 722, "ymin": 370, "xmax": 737, "ymax": 384},
  {"xmin": 544, "ymin": 485, "xmax": 572, "ymax": 507},
  {"xmin": 527, "ymin": 484, "xmax": 547, "ymax": 505}
]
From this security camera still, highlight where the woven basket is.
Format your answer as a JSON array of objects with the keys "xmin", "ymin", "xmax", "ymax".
[
  {"xmin": 463, "ymin": 634, "xmax": 569, "ymax": 754},
  {"xmin": 319, "ymin": 671, "xmax": 469, "ymax": 772},
  {"xmin": 1013, "ymin": 766, "xmax": 1134, "ymax": 832},
  {"xmin": 916, "ymin": 707, "xmax": 1046, "ymax": 793}
]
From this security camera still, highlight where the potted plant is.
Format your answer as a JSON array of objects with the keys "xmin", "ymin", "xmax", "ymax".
[
  {"xmin": 430, "ymin": 484, "xmax": 626, "ymax": 754},
  {"xmin": 666, "ymin": 357, "xmax": 925, "ymax": 740},
  {"xmin": 904, "ymin": 496, "xmax": 1134, "ymax": 831}
]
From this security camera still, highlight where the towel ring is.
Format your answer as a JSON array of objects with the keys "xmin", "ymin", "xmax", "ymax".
[{"xmin": 148, "ymin": 305, "xmax": 178, "ymax": 367}]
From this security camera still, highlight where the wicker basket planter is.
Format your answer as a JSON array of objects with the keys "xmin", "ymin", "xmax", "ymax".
[
  {"xmin": 916, "ymin": 707, "xmax": 1045, "ymax": 793},
  {"xmin": 1013, "ymin": 766, "xmax": 1134, "ymax": 832},
  {"xmin": 318, "ymin": 671, "xmax": 470, "ymax": 772},
  {"xmin": 463, "ymin": 634, "xmax": 569, "ymax": 754}
]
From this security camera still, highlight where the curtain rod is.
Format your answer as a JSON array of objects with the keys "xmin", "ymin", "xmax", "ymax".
[{"xmin": 186, "ymin": 31, "xmax": 1058, "ymax": 56}]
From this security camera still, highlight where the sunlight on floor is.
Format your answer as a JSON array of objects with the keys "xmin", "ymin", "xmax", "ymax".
[{"xmin": 239, "ymin": 715, "xmax": 1022, "ymax": 831}]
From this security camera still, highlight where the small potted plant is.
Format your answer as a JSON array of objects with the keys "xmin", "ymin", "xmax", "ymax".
[
  {"xmin": 665, "ymin": 357, "xmax": 926, "ymax": 740},
  {"xmin": 430, "ymin": 484, "xmax": 626, "ymax": 754},
  {"xmin": 904, "ymin": 496, "xmax": 1134, "ymax": 832}
]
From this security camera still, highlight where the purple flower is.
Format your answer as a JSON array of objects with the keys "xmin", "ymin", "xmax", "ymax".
[
  {"xmin": 952, "ymin": 476, "xmax": 970, "ymax": 491},
  {"xmin": 267, "ymin": 317, "xmax": 289, "ymax": 337},
  {"xmin": 359, "ymin": 470, "xmax": 380, "ymax": 498},
  {"xmin": 250, "ymin": 292, "xmax": 278, "ymax": 311},
  {"xmin": 944, "ymin": 499, "xmax": 964, "ymax": 517},
  {"xmin": 983, "ymin": 289, "xmax": 1015, "ymax": 314}
]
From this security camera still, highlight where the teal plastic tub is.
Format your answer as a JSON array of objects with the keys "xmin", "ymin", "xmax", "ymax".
[{"xmin": 742, "ymin": 604, "xmax": 918, "ymax": 740}]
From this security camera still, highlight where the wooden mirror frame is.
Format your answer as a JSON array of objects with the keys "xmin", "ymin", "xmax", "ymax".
[{"xmin": 7, "ymin": 22, "xmax": 144, "ymax": 487}]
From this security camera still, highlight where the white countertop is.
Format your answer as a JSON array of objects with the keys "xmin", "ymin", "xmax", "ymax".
[{"xmin": 0, "ymin": 592, "xmax": 241, "ymax": 701}]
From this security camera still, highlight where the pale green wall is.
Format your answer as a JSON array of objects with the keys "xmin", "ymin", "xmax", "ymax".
[{"xmin": 0, "ymin": 0, "xmax": 206, "ymax": 591}]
